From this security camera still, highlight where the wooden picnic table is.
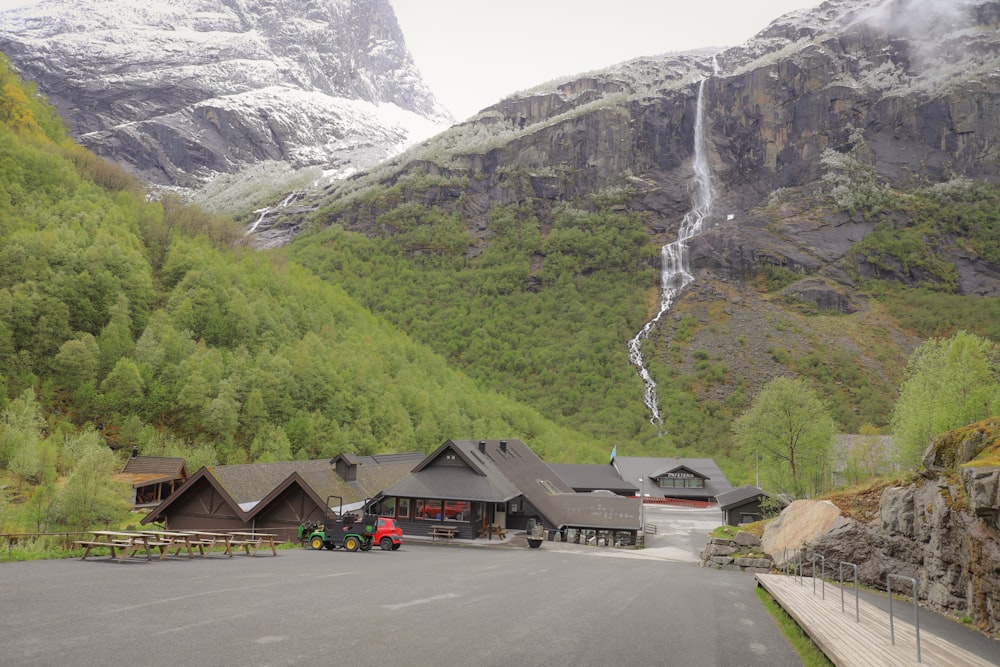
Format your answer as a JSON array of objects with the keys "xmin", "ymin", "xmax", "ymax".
[
  {"xmin": 429, "ymin": 525, "xmax": 460, "ymax": 541},
  {"xmin": 74, "ymin": 531, "xmax": 153, "ymax": 563},
  {"xmin": 227, "ymin": 532, "xmax": 278, "ymax": 556},
  {"xmin": 478, "ymin": 523, "xmax": 507, "ymax": 539},
  {"xmin": 186, "ymin": 531, "xmax": 235, "ymax": 558},
  {"xmin": 140, "ymin": 530, "xmax": 200, "ymax": 560}
]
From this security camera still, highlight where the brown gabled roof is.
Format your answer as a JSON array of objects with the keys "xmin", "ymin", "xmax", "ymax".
[
  {"xmin": 120, "ymin": 455, "xmax": 187, "ymax": 478},
  {"xmin": 245, "ymin": 472, "xmax": 328, "ymax": 521},
  {"xmin": 140, "ymin": 467, "xmax": 246, "ymax": 525},
  {"xmin": 209, "ymin": 459, "xmax": 332, "ymax": 505},
  {"xmin": 144, "ymin": 453, "xmax": 425, "ymax": 522}
]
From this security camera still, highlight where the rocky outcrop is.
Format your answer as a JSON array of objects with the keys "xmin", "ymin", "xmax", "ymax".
[
  {"xmin": 762, "ymin": 419, "xmax": 1000, "ymax": 634},
  {"xmin": 808, "ymin": 479, "xmax": 1000, "ymax": 634},
  {"xmin": 273, "ymin": 0, "xmax": 1000, "ymax": 294}
]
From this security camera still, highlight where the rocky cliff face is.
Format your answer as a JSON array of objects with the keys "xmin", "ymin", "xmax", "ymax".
[
  {"xmin": 767, "ymin": 418, "xmax": 1000, "ymax": 634},
  {"xmin": 282, "ymin": 0, "xmax": 1000, "ymax": 292},
  {"xmin": 0, "ymin": 0, "xmax": 450, "ymax": 192}
]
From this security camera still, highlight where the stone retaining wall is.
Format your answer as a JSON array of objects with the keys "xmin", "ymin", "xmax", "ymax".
[{"xmin": 699, "ymin": 530, "xmax": 773, "ymax": 573}]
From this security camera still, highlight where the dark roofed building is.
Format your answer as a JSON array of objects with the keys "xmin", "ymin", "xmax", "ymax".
[
  {"xmin": 613, "ymin": 456, "xmax": 732, "ymax": 503},
  {"xmin": 114, "ymin": 452, "xmax": 187, "ymax": 508},
  {"xmin": 550, "ymin": 463, "xmax": 637, "ymax": 496},
  {"xmin": 379, "ymin": 439, "xmax": 642, "ymax": 545},
  {"xmin": 716, "ymin": 485, "xmax": 786, "ymax": 526},
  {"xmin": 142, "ymin": 452, "xmax": 424, "ymax": 541}
]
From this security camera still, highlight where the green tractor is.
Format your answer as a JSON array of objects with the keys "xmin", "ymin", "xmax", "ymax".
[{"xmin": 298, "ymin": 495, "xmax": 378, "ymax": 552}]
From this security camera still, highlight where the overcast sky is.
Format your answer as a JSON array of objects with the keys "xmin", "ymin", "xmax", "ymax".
[
  {"xmin": 392, "ymin": 0, "xmax": 822, "ymax": 119},
  {"xmin": 0, "ymin": 0, "xmax": 823, "ymax": 119}
]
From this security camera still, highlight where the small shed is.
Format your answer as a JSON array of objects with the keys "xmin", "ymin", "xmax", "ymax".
[
  {"xmin": 114, "ymin": 451, "xmax": 187, "ymax": 508},
  {"xmin": 716, "ymin": 485, "xmax": 784, "ymax": 526}
]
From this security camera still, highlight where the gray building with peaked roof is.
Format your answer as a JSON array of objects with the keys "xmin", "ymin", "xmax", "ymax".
[
  {"xmin": 613, "ymin": 456, "xmax": 732, "ymax": 503},
  {"xmin": 379, "ymin": 439, "xmax": 643, "ymax": 543}
]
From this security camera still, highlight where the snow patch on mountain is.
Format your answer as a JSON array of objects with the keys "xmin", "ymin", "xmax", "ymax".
[{"xmin": 0, "ymin": 0, "xmax": 452, "ymax": 203}]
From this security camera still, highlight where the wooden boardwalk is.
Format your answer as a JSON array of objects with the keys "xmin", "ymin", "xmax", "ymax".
[{"xmin": 756, "ymin": 574, "xmax": 997, "ymax": 667}]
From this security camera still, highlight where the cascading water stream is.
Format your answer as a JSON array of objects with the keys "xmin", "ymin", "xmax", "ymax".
[
  {"xmin": 247, "ymin": 189, "xmax": 304, "ymax": 234},
  {"xmin": 627, "ymin": 70, "xmax": 714, "ymax": 427}
]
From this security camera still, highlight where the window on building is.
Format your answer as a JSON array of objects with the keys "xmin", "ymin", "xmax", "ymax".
[
  {"xmin": 397, "ymin": 498, "xmax": 409, "ymax": 519},
  {"xmin": 658, "ymin": 477, "xmax": 705, "ymax": 489},
  {"xmin": 380, "ymin": 497, "xmax": 396, "ymax": 517}
]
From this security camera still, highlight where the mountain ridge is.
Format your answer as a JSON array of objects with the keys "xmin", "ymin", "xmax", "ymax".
[{"xmin": 0, "ymin": 0, "xmax": 451, "ymax": 197}]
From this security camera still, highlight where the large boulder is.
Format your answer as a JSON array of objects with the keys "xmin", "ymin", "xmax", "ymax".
[{"xmin": 761, "ymin": 499, "xmax": 845, "ymax": 566}]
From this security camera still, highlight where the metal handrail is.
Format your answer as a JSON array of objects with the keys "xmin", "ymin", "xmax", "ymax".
[
  {"xmin": 887, "ymin": 573, "xmax": 921, "ymax": 663},
  {"xmin": 838, "ymin": 561, "xmax": 859, "ymax": 622},
  {"xmin": 811, "ymin": 554, "xmax": 825, "ymax": 599}
]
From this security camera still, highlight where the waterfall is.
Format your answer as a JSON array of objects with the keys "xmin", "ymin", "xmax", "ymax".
[
  {"xmin": 627, "ymin": 71, "xmax": 714, "ymax": 427},
  {"xmin": 247, "ymin": 189, "xmax": 304, "ymax": 234}
]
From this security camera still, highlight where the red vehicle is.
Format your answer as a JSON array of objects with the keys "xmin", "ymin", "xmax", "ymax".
[
  {"xmin": 416, "ymin": 500, "xmax": 469, "ymax": 521},
  {"xmin": 374, "ymin": 517, "xmax": 403, "ymax": 550}
]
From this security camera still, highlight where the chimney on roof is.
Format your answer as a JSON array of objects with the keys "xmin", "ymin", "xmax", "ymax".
[
  {"xmin": 478, "ymin": 441, "xmax": 486, "ymax": 452},
  {"xmin": 131, "ymin": 446, "xmax": 138, "ymax": 459},
  {"xmin": 499, "ymin": 441, "xmax": 507, "ymax": 453}
]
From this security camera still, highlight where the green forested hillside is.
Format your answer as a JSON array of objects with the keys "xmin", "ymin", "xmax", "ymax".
[
  {"xmin": 0, "ymin": 56, "xmax": 605, "ymax": 523},
  {"xmin": 4, "ymin": 49, "xmax": 1000, "ymax": 535},
  {"xmin": 287, "ymin": 171, "xmax": 1000, "ymax": 456},
  {"xmin": 289, "ymin": 197, "xmax": 665, "ymax": 448}
]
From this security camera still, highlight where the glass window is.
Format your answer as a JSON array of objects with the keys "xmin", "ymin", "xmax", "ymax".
[
  {"xmin": 443, "ymin": 501, "xmax": 469, "ymax": 522},
  {"xmin": 414, "ymin": 499, "xmax": 470, "ymax": 521},
  {"xmin": 416, "ymin": 499, "xmax": 441, "ymax": 520},
  {"xmin": 397, "ymin": 498, "xmax": 409, "ymax": 519}
]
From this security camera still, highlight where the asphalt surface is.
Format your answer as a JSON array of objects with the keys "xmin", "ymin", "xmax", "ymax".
[{"xmin": 1, "ymin": 507, "xmax": 802, "ymax": 667}]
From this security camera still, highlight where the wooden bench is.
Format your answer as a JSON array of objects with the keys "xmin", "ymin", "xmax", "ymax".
[
  {"xmin": 75, "ymin": 531, "xmax": 153, "ymax": 563},
  {"xmin": 188, "ymin": 532, "xmax": 234, "ymax": 557},
  {"xmin": 227, "ymin": 532, "xmax": 278, "ymax": 556},
  {"xmin": 478, "ymin": 523, "xmax": 507, "ymax": 539},
  {"xmin": 429, "ymin": 525, "xmax": 460, "ymax": 541}
]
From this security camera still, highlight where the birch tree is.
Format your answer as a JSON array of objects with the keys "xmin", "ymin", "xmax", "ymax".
[
  {"xmin": 891, "ymin": 331, "xmax": 999, "ymax": 467},
  {"xmin": 734, "ymin": 377, "xmax": 835, "ymax": 497}
]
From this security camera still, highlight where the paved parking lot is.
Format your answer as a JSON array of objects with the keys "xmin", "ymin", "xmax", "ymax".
[{"xmin": 0, "ymin": 527, "xmax": 802, "ymax": 667}]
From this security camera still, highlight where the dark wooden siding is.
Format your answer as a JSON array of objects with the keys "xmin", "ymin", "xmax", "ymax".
[
  {"xmin": 252, "ymin": 486, "xmax": 324, "ymax": 542},
  {"xmin": 723, "ymin": 498, "xmax": 764, "ymax": 526}
]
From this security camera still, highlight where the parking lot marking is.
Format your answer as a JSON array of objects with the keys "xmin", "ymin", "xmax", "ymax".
[{"xmin": 383, "ymin": 593, "xmax": 459, "ymax": 610}]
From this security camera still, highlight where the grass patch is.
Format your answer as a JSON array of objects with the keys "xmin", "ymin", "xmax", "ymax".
[
  {"xmin": 710, "ymin": 525, "xmax": 740, "ymax": 540},
  {"xmin": 755, "ymin": 586, "xmax": 835, "ymax": 667}
]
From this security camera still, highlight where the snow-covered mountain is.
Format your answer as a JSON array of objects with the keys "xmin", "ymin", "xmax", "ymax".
[{"xmin": 0, "ymin": 0, "xmax": 452, "ymax": 203}]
